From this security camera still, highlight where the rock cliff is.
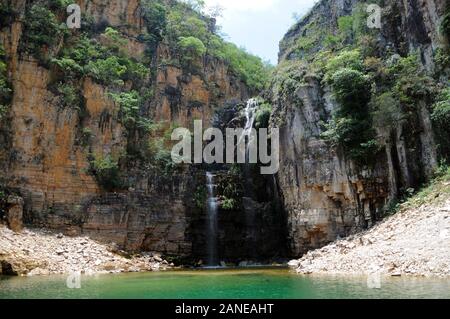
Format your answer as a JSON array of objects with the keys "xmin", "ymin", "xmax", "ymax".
[
  {"xmin": 0, "ymin": 0, "xmax": 264, "ymax": 261},
  {"xmin": 271, "ymin": 0, "xmax": 449, "ymax": 256},
  {"xmin": 0, "ymin": 0, "xmax": 448, "ymax": 265}
]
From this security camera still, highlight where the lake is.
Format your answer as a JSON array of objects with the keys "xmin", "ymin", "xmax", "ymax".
[{"xmin": 0, "ymin": 268, "xmax": 449, "ymax": 299}]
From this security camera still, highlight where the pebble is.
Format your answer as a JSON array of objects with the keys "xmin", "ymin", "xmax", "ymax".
[
  {"xmin": 290, "ymin": 198, "xmax": 450, "ymax": 277},
  {"xmin": 0, "ymin": 225, "xmax": 172, "ymax": 276}
]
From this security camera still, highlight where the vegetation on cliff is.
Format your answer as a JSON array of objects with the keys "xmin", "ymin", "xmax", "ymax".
[
  {"xmin": 2, "ymin": 0, "xmax": 273, "ymax": 191},
  {"xmin": 89, "ymin": 155, "xmax": 122, "ymax": 191},
  {"xmin": 270, "ymin": 1, "xmax": 449, "ymax": 168},
  {"xmin": 143, "ymin": 0, "xmax": 271, "ymax": 91},
  {"xmin": 291, "ymin": 163, "xmax": 450, "ymax": 277},
  {"xmin": 320, "ymin": 50, "xmax": 378, "ymax": 164}
]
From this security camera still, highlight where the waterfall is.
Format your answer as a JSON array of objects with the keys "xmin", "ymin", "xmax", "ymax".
[
  {"xmin": 241, "ymin": 98, "xmax": 259, "ymax": 260},
  {"xmin": 239, "ymin": 98, "xmax": 259, "ymax": 147},
  {"xmin": 203, "ymin": 99, "xmax": 259, "ymax": 266},
  {"xmin": 206, "ymin": 172, "xmax": 219, "ymax": 266}
]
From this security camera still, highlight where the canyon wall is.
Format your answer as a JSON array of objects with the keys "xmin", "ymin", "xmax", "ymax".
[
  {"xmin": 0, "ymin": 0, "xmax": 257, "ymax": 260},
  {"xmin": 272, "ymin": 0, "xmax": 448, "ymax": 256},
  {"xmin": 1, "ymin": 0, "xmax": 447, "ymax": 262}
]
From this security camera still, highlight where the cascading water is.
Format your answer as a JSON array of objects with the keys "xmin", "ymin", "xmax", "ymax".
[
  {"xmin": 206, "ymin": 172, "xmax": 219, "ymax": 266},
  {"xmin": 203, "ymin": 100, "xmax": 259, "ymax": 266},
  {"xmin": 241, "ymin": 99, "xmax": 259, "ymax": 259},
  {"xmin": 239, "ymin": 98, "xmax": 259, "ymax": 147}
]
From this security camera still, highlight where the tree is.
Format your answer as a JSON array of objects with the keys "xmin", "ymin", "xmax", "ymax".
[
  {"xmin": 142, "ymin": 0, "xmax": 167, "ymax": 50},
  {"xmin": 178, "ymin": 36, "xmax": 207, "ymax": 60},
  {"xmin": 331, "ymin": 68, "xmax": 371, "ymax": 116}
]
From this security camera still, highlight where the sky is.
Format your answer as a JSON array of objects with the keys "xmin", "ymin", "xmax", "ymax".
[{"xmin": 204, "ymin": 0, "xmax": 319, "ymax": 64}]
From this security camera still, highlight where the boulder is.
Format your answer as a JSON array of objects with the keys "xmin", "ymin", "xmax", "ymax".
[{"xmin": 6, "ymin": 196, "xmax": 23, "ymax": 232}]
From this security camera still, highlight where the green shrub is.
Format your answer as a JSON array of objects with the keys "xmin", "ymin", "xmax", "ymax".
[
  {"xmin": 154, "ymin": 148, "xmax": 177, "ymax": 175},
  {"xmin": 148, "ymin": 137, "xmax": 177, "ymax": 174},
  {"xmin": 51, "ymin": 57, "xmax": 83, "ymax": 78},
  {"xmin": 336, "ymin": 4, "xmax": 372, "ymax": 45},
  {"xmin": 0, "ymin": 104, "xmax": 7, "ymax": 120},
  {"xmin": 322, "ymin": 68, "xmax": 378, "ymax": 164},
  {"xmin": 432, "ymin": 88, "xmax": 450, "ymax": 124},
  {"xmin": 0, "ymin": 45, "xmax": 11, "ymax": 120},
  {"xmin": 296, "ymin": 36, "xmax": 316, "ymax": 52},
  {"xmin": 217, "ymin": 42, "xmax": 272, "ymax": 92},
  {"xmin": 142, "ymin": 0, "xmax": 167, "ymax": 52},
  {"xmin": 324, "ymin": 49, "xmax": 363, "ymax": 83},
  {"xmin": 269, "ymin": 60, "xmax": 307, "ymax": 104},
  {"xmin": 166, "ymin": 7, "xmax": 209, "ymax": 45},
  {"xmin": 48, "ymin": 0, "xmax": 72, "ymax": 10},
  {"xmin": 140, "ymin": 0, "xmax": 271, "ymax": 91},
  {"xmin": 62, "ymin": 36, "xmax": 105, "ymax": 66},
  {"xmin": 434, "ymin": 47, "xmax": 450, "ymax": 71},
  {"xmin": 146, "ymin": 125, "xmax": 179, "ymax": 175},
  {"xmin": 103, "ymin": 27, "xmax": 127, "ymax": 47},
  {"xmin": 55, "ymin": 82, "xmax": 81, "ymax": 108},
  {"xmin": 221, "ymin": 177, "xmax": 243, "ymax": 204},
  {"xmin": 220, "ymin": 198, "xmax": 237, "ymax": 211},
  {"xmin": 351, "ymin": 4, "xmax": 372, "ymax": 38},
  {"xmin": 194, "ymin": 186, "xmax": 207, "ymax": 209},
  {"xmin": 434, "ymin": 161, "xmax": 450, "ymax": 179},
  {"xmin": 109, "ymin": 90, "xmax": 140, "ymax": 127},
  {"xmin": 121, "ymin": 58, "xmax": 149, "ymax": 83},
  {"xmin": 90, "ymin": 155, "xmax": 122, "ymax": 190},
  {"xmin": 323, "ymin": 34, "xmax": 340, "ymax": 49},
  {"xmin": 322, "ymin": 117, "xmax": 378, "ymax": 164},
  {"xmin": 178, "ymin": 36, "xmax": 207, "ymax": 59},
  {"xmin": 432, "ymin": 88, "xmax": 450, "ymax": 159},
  {"xmin": 330, "ymin": 68, "xmax": 372, "ymax": 114},
  {"xmin": 55, "ymin": 34, "xmax": 147, "ymax": 86},
  {"xmin": 0, "ymin": 3, "xmax": 15, "ymax": 29},
  {"xmin": 217, "ymin": 174, "xmax": 242, "ymax": 211},
  {"xmin": 22, "ymin": 4, "xmax": 67, "ymax": 58},
  {"xmin": 394, "ymin": 75, "xmax": 435, "ymax": 105},
  {"xmin": 136, "ymin": 118, "xmax": 161, "ymax": 134},
  {"xmin": 370, "ymin": 91, "xmax": 402, "ymax": 132},
  {"xmin": 387, "ymin": 53, "xmax": 422, "ymax": 78},
  {"xmin": 383, "ymin": 53, "xmax": 435, "ymax": 111},
  {"xmin": 80, "ymin": 128, "xmax": 93, "ymax": 147},
  {"xmin": 229, "ymin": 164, "xmax": 242, "ymax": 175},
  {"xmin": 397, "ymin": 162, "xmax": 450, "ymax": 211},
  {"xmin": 255, "ymin": 102, "xmax": 272, "ymax": 129},
  {"xmin": 85, "ymin": 56, "xmax": 127, "ymax": 86},
  {"xmin": 338, "ymin": 16, "xmax": 354, "ymax": 41}
]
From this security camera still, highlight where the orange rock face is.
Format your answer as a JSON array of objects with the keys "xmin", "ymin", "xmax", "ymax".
[{"xmin": 0, "ymin": 0, "xmax": 250, "ymax": 255}]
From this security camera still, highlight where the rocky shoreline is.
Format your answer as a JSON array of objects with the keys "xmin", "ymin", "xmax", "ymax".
[
  {"xmin": 289, "ymin": 195, "xmax": 450, "ymax": 278},
  {"xmin": 0, "ymin": 226, "xmax": 173, "ymax": 276}
]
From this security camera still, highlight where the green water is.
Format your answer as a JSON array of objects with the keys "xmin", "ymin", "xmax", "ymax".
[{"xmin": 0, "ymin": 268, "xmax": 449, "ymax": 299}]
